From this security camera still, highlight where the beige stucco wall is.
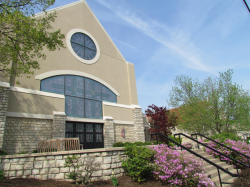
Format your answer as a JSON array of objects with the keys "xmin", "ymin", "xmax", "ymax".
[
  {"xmin": 0, "ymin": 72, "xmax": 10, "ymax": 83},
  {"xmin": 127, "ymin": 63, "xmax": 138, "ymax": 105},
  {"xmin": 7, "ymin": 91, "xmax": 65, "ymax": 115},
  {"xmin": 103, "ymin": 105, "xmax": 133, "ymax": 122},
  {"xmin": 12, "ymin": 1, "xmax": 138, "ymax": 108}
]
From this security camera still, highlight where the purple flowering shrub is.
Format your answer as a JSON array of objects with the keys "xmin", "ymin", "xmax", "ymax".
[
  {"xmin": 182, "ymin": 142, "xmax": 193, "ymax": 149},
  {"xmin": 150, "ymin": 144, "xmax": 214, "ymax": 187},
  {"xmin": 204, "ymin": 139, "xmax": 250, "ymax": 168}
]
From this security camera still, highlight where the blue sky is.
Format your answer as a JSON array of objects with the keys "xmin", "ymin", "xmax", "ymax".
[{"xmin": 48, "ymin": 0, "xmax": 250, "ymax": 113}]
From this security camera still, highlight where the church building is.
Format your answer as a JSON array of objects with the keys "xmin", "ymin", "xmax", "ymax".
[{"xmin": 0, "ymin": 0, "xmax": 145, "ymax": 154}]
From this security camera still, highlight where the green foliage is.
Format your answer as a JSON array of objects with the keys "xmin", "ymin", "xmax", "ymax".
[
  {"xmin": 64, "ymin": 155, "xmax": 80, "ymax": 184},
  {"xmin": 134, "ymin": 142, "xmax": 144, "ymax": 146},
  {"xmin": 32, "ymin": 149, "xmax": 38, "ymax": 153},
  {"xmin": 113, "ymin": 138, "xmax": 181, "ymax": 148},
  {"xmin": 0, "ymin": 170, "xmax": 5, "ymax": 180},
  {"xmin": 64, "ymin": 155, "xmax": 101, "ymax": 185},
  {"xmin": 209, "ymin": 132, "xmax": 241, "ymax": 143},
  {"xmin": 247, "ymin": 137, "xmax": 250, "ymax": 144},
  {"xmin": 122, "ymin": 144, "xmax": 155, "ymax": 182},
  {"xmin": 113, "ymin": 142, "xmax": 124, "ymax": 147},
  {"xmin": 124, "ymin": 142, "xmax": 133, "ymax": 147},
  {"xmin": 0, "ymin": 150, "xmax": 7, "ymax": 155},
  {"xmin": 16, "ymin": 151, "xmax": 28, "ymax": 154},
  {"xmin": 111, "ymin": 176, "xmax": 118, "ymax": 186},
  {"xmin": 167, "ymin": 134, "xmax": 182, "ymax": 147},
  {"xmin": 0, "ymin": 0, "xmax": 65, "ymax": 81},
  {"xmin": 169, "ymin": 69, "xmax": 250, "ymax": 135}
]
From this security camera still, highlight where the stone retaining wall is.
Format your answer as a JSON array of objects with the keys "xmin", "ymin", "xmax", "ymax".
[{"xmin": 0, "ymin": 147, "xmax": 127, "ymax": 181}]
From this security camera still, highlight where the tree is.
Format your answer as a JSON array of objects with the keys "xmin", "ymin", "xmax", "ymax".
[
  {"xmin": 169, "ymin": 69, "xmax": 250, "ymax": 135},
  {"xmin": 0, "ymin": 0, "xmax": 65, "ymax": 82},
  {"xmin": 145, "ymin": 104, "xmax": 178, "ymax": 142}
]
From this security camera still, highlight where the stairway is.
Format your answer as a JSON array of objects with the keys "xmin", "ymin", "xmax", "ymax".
[{"xmin": 191, "ymin": 149, "xmax": 239, "ymax": 187}]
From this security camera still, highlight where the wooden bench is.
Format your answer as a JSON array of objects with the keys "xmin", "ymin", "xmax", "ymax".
[{"xmin": 37, "ymin": 138, "xmax": 83, "ymax": 153}]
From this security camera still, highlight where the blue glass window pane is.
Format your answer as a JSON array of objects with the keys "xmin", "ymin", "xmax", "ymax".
[
  {"xmin": 66, "ymin": 134, "xmax": 74, "ymax": 138},
  {"xmin": 85, "ymin": 78, "xmax": 101, "ymax": 100},
  {"xmin": 102, "ymin": 86, "xmax": 117, "ymax": 103},
  {"xmin": 85, "ymin": 48, "xmax": 96, "ymax": 60},
  {"xmin": 85, "ymin": 99, "xmax": 102, "ymax": 119},
  {"xmin": 66, "ymin": 123, "xmax": 73, "ymax": 132},
  {"xmin": 95, "ymin": 124, "xmax": 102, "ymax": 133},
  {"xmin": 76, "ymin": 134, "xmax": 84, "ymax": 142},
  {"xmin": 65, "ymin": 96, "xmax": 84, "ymax": 118},
  {"xmin": 76, "ymin": 123, "xmax": 84, "ymax": 132},
  {"xmin": 71, "ymin": 33, "xmax": 84, "ymax": 46},
  {"xmin": 71, "ymin": 42, "xmax": 84, "ymax": 59},
  {"xmin": 65, "ymin": 76, "xmax": 84, "ymax": 97},
  {"xmin": 86, "ymin": 134, "xmax": 93, "ymax": 142},
  {"xmin": 86, "ymin": 124, "xmax": 93, "ymax": 132},
  {"xmin": 96, "ymin": 134, "xmax": 102, "ymax": 142},
  {"xmin": 41, "ymin": 76, "xmax": 64, "ymax": 94},
  {"xmin": 85, "ymin": 35, "xmax": 96, "ymax": 50}
]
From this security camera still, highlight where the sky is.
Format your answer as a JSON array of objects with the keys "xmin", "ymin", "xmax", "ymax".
[{"xmin": 47, "ymin": 0, "xmax": 250, "ymax": 113}]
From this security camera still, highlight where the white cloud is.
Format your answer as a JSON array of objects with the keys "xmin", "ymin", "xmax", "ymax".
[
  {"xmin": 95, "ymin": 0, "xmax": 217, "ymax": 75},
  {"xmin": 112, "ymin": 38, "xmax": 145, "ymax": 53}
]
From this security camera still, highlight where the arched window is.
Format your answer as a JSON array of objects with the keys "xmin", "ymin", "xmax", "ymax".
[{"xmin": 41, "ymin": 75, "xmax": 117, "ymax": 119}]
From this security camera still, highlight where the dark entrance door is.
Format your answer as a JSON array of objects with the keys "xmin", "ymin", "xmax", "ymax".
[{"xmin": 65, "ymin": 122, "xmax": 104, "ymax": 149}]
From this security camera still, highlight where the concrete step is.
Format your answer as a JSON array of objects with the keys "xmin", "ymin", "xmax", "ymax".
[{"xmin": 184, "ymin": 148, "xmax": 239, "ymax": 187}]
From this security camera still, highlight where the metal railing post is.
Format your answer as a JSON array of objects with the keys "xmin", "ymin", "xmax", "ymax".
[{"xmin": 217, "ymin": 169, "xmax": 222, "ymax": 187}]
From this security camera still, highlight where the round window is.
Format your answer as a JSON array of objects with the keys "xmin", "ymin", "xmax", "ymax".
[
  {"xmin": 71, "ymin": 33, "xmax": 96, "ymax": 60},
  {"xmin": 66, "ymin": 29, "xmax": 100, "ymax": 64}
]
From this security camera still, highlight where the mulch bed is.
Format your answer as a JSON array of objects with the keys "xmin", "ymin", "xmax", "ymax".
[{"xmin": 0, "ymin": 175, "xmax": 171, "ymax": 187}]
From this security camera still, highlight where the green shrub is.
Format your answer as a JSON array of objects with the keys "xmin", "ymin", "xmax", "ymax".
[
  {"xmin": 122, "ymin": 144, "xmax": 155, "ymax": 182},
  {"xmin": 113, "ymin": 139, "xmax": 183, "ymax": 148},
  {"xmin": 134, "ymin": 142, "xmax": 144, "ymax": 146},
  {"xmin": 64, "ymin": 155, "xmax": 101, "ymax": 185},
  {"xmin": 111, "ymin": 175, "xmax": 118, "ymax": 186},
  {"xmin": 209, "ymin": 132, "xmax": 241, "ymax": 143},
  {"xmin": 32, "ymin": 149, "xmax": 38, "ymax": 153},
  {"xmin": 113, "ymin": 142, "xmax": 124, "ymax": 147},
  {"xmin": 17, "ymin": 151, "xmax": 28, "ymax": 154},
  {"xmin": 168, "ymin": 135, "xmax": 182, "ymax": 147},
  {"xmin": 144, "ymin": 141, "xmax": 153, "ymax": 145},
  {"xmin": 123, "ymin": 142, "xmax": 133, "ymax": 147},
  {"xmin": 0, "ymin": 150, "xmax": 7, "ymax": 155},
  {"xmin": 247, "ymin": 137, "xmax": 250, "ymax": 144},
  {"xmin": 0, "ymin": 170, "xmax": 5, "ymax": 180}
]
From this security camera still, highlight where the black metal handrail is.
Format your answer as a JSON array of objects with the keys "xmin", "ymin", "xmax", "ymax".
[
  {"xmin": 191, "ymin": 133, "xmax": 250, "ymax": 167},
  {"xmin": 151, "ymin": 133, "xmax": 239, "ymax": 187},
  {"xmin": 174, "ymin": 133, "xmax": 249, "ymax": 169}
]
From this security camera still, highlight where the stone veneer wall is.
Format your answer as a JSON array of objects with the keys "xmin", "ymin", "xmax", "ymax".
[
  {"xmin": 52, "ymin": 112, "xmax": 66, "ymax": 139},
  {"xmin": 2, "ymin": 117, "xmax": 53, "ymax": 154},
  {"xmin": 114, "ymin": 124, "xmax": 134, "ymax": 143},
  {"xmin": 0, "ymin": 148, "xmax": 127, "ymax": 181},
  {"xmin": 103, "ymin": 119, "xmax": 115, "ymax": 148},
  {"xmin": 132, "ymin": 108, "xmax": 145, "ymax": 142},
  {"xmin": 0, "ymin": 86, "xmax": 10, "ymax": 150}
]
